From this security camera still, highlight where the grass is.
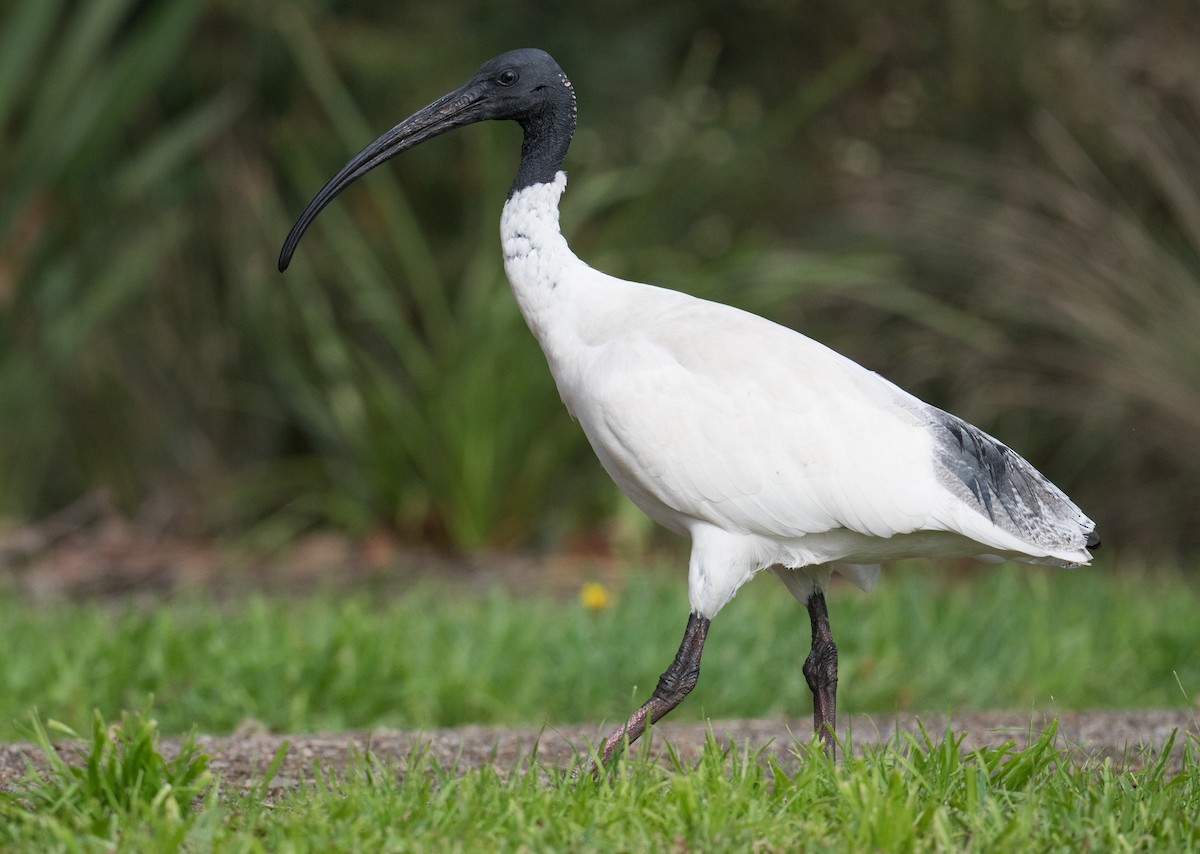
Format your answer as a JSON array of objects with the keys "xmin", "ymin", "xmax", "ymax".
[
  {"xmin": 0, "ymin": 563, "xmax": 1196, "ymax": 741},
  {"xmin": 1, "ymin": 710, "xmax": 211, "ymax": 847},
  {"xmin": 2, "ymin": 710, "xmax": 1197, "ymax": 851},
  {"xmin": 1, "ymin": 564, "xmax": 1197, "ymax": 849}
]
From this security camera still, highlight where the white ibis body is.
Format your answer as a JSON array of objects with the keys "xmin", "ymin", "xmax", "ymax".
[{"xmin": 280, "ymin": 49, "xmax": 1099, "ymax": 764}]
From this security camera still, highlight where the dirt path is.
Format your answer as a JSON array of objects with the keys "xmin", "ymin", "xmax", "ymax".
[{"xmin": 2, "ymin": 710, "xmax": 1193, "ymax": 792}]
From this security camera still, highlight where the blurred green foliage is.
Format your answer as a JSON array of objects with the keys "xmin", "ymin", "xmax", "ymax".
[
  {"xmin": 0, "ymin": 0, "xmax": 1196, "ymax": 557},
  {"xmin": 2, "ymin": 567, "xmax": 1197, "ymax": 738}
]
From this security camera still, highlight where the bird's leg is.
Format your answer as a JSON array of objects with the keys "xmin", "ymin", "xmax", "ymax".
[
  {"xmin": 595, "ymin": 612, "xmax": 710, "ymax": 768},
  {"xmin": 803, "ymin": 589, "xmax": 839, "ymax": 758}
]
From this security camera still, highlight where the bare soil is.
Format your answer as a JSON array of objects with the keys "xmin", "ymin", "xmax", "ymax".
[{"xmin": 2, "ymin": 710, "xmax": 1195, "ymax": 794}]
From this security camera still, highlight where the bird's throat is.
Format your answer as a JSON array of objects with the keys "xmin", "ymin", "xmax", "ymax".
[
  {"xmin": 510, "ymin": 84, "xmax": 576, "ymax": 197},
  {"xmin": 500, "ymin": 173, "xmax": 588, "ymax": 372}
]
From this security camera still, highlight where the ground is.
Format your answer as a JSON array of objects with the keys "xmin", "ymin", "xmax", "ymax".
[
  {"xmin": 1, "ymin": 497, "xmax": 1195, "ymax": 791},
  {"xmin": 1, "ymin": 711, "xmax": 1193, "ymax": 793}
]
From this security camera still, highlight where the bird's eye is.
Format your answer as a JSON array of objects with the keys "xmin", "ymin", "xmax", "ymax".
[{"xmin": 496, "ymin": 69, "xmax": 518, "ymax": 86}]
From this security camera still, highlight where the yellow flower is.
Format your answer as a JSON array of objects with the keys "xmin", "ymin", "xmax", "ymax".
[{"xmin": 580, "ymin": 581, "xmax": 613, "ymax": 611}]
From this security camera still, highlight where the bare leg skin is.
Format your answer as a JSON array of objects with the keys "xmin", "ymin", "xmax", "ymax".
[{"xmin": 594, "ymin": 612, "xmax": 710, "ymax": 769}]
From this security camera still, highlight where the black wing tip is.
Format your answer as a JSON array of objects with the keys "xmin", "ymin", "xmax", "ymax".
[{"xmin": 1086, "ymin": 528, "xmax": 1101, "ymax": 550}]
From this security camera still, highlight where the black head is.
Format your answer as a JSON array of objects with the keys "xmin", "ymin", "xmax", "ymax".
[
  {"xmin": 279, "ymin": 48, "xmax": 576, "ymax": 272},
  {"xmin": 471, "ymin": 48, "xmax": 577, "ymax": 125}
]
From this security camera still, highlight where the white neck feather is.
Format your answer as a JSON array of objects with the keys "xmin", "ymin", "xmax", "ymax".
[{"xmin": 499, "ymin": 172, "xmax": 588, "ymax": 352}]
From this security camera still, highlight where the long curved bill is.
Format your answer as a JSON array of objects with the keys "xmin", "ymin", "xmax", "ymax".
[{"xmin": 278, "ymin": 80, "xmax": 486, "ymax": 272}]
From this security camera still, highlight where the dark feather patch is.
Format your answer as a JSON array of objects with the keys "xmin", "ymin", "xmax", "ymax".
[{"xmin": 929, "ymin": 408, "xmax": 1093, "ymax": 551}]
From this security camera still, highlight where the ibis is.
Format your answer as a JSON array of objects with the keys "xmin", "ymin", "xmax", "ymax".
[{"xmin": 279, "ymin": 48, "xmax": 1099, "ymax": 764}]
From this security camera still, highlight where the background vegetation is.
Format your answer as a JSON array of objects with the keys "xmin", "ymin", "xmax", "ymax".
[
  {"xmin": 2, "ymin": 0, "xmax": 1197, "ymax": 559},
  {"xmin": 2, "ymin": 566, "xmax": 1197, "ymax": 740}
]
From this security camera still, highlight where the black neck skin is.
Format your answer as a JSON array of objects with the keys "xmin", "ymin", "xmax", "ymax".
[{"xmin": 509, "ymin": 96, "xmax": 575, "ymax": 198}]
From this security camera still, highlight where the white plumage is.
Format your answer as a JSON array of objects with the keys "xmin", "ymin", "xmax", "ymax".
[
  {"xmin": 280, "ymin": 48, "xmax": 1098, "ymax": 766},
  {"xmin": 502, "ymin": 175, "xmax": 1094, "ymax": 618}
]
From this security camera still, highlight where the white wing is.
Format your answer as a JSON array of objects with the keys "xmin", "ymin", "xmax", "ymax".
[{"xmin": 554, "ymin": 279, "xmax": 1094, "ymax": 567}]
